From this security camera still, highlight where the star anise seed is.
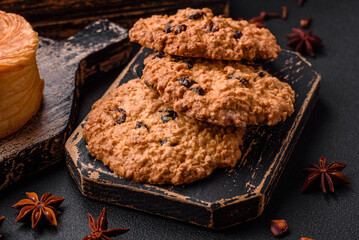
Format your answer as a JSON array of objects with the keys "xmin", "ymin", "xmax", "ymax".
[
  {"xmin": 271, "ymin": 219, "xmax": 288, "ymax": 237},
  {"xmin": 0, "ymin": 216, "xmax": 5, "ymax": 238},
  {"xmin": 13, "ymin": 192, "xmax": 64, "ymax": 228},
  {"xmin": 300, "ymin": 17, "xmax": 312, "ymax": 28},
  {"xmin": 301, "ymin": 156, "xmax": 350, "ymax": 193},
  {"xmin": 259, "ymin": 11, "xmax": 281, "ymax": 20},
  {"xmin": 285, "ymin": 28, "xmax": 323, "ymax": 57},
  {"xmin": 281, "ymin": 6, "xmax": 288, "ymax": 20},
  {"xmin": 245, "ymin": 10, "xmax": 280, "ymax": 29},
  {"xmin": 83, "ymin": 207, "xmax": 130, "ymax": 240},
  {"xmin": 248, "ymin": 16, "xmax": 266, "ymax": 28}
]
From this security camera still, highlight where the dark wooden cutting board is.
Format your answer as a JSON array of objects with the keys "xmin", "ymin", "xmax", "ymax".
[
  {"xmin": 65, "ymin": 47, "xmax": 321, "ymax": 229},
  {"xmin": 0, "ymin": 20, "xmax": 132, "ymax": 191}
]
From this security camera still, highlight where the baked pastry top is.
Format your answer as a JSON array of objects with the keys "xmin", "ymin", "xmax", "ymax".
[
  {"xmin": 0, "ymin": 11, "xmax": 44, "ymax": 138},
  {"xmin": 129, "ymin": 8, "xmax": 281, "ymax": 60},
  {"xmin": 83, "ymin": 79, "xmax": 245, "ymax": 185},
  {"xmin": 142, "ymin": 53, "xmax": 295, "ymax": 127}
]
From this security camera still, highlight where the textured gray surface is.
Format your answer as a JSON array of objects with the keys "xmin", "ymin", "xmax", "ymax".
[{"xmin": 0, "ymin": 0, "xmax": 358, "ymax": 239}]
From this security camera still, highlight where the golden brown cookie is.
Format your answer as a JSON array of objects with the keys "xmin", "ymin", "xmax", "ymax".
[
  {"xmin": 142, "ymin": 53, "xmax": 295, "ymax": 127},
  {"xmin": 83, "ymin": 79, "xmax": 244, "ymax": 185},
  {"xmin": 129, "ymin": 8, "xmax": 281, "ymax": 60}
]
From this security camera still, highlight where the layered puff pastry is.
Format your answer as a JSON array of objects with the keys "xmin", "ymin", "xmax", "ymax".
[{"xmin": 0, "ymin": 11, "xmax": 44, "ymax": 138}]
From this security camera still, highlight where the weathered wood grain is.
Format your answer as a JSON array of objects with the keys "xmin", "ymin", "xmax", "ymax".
[
  {"xmin": 0, "ymin": 0, "xmax": 229, "ymax": 39},
  {"xmin": 0, "ymin": 20, "xmax": 132, "ymax": 191},
  {"xmin": 65, "ymin": 47, "xmax": 321, "ymax": 229}
]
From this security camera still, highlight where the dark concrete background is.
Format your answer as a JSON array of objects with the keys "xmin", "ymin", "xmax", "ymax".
[{"xmin": 1, "ymin": 0, "xmax": 358, "ymax": 239}]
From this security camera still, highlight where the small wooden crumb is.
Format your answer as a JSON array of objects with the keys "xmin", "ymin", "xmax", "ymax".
[
  {"xmin": 300, "ymin": 17, "xmax": 312, "ymax": 28},
  {"xmin": 260, "ymin": 11, "xmax": 281, "ymax": 20},
  {"xmin": 271, "ymin": 220, "xmax": 289, "ymax": 237},
  {"xmin": 281, "ymin": 6, "xmax": 288, "ymax": 20}
]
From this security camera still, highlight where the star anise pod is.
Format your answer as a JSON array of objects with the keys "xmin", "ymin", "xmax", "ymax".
[
  {"xmin": 281, "ymin": 6, "xmax": 288, "ymax": 20},
  {"xmin": 301, "ymin": 156, "xmax": 350, "ymax": 193},
  {"xmin": 259, "ymin": 11, "xmax": 281, "ymax": 20},
  {"xmin": 300, "ymin": 17, "xmax": 312, "ymax": 28},
  {"xmin": 285, "ymin": 28, "xmax": 323, "ymax": 57},
  {"xmin": 270, "ymin": 219, "xmax": 288, "ymax": 237},
  {"xmin": 245, "ymin": 11, "xmax": 281, "ymax": 29},
  {"xmin": 13, "ymin": 192, "xmax": 64, "ymax": 228},
  {"xmin": 248, "ymin": 16, "xmax": 266, "ymax": 28},
  {"xmin": 83, "ymin": 207, "xmax": 130, "ymax": 240},
  {"xmin": 0, "ymin": 216, "xmax": 5, "ymax": 238}
]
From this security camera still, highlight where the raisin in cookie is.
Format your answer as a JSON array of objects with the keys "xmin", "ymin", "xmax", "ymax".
[
  {"xmin": 129, "ymin": 8, "xmax": 280, "ymax": 60},
  {"xmin": 83, "ymin": 78, "xmax": 244, "ymax": 185},
  {"xmin": 142, "ymin": 53, "xmax": 295, "ymax": 127}
]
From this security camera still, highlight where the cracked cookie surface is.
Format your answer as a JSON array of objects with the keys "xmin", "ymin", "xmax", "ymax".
[
  {"xmin": 142, "ymin": 53, "xmax": 295, "ymax": 127},
  {"xmin": 83, "ymin": 79, "xmax": 244, "ymax": 185},
  {"xmin": 129, "ymin": 8, "xmax": 281, "ymax": 60}
]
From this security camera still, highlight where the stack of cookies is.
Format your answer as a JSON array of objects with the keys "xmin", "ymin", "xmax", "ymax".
[{"xmin": 83, "ymin": 8, "xmax": 295, "ymax": 185}]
